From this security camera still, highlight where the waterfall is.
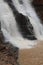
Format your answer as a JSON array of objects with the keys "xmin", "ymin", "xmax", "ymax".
[
  {"xmin": 12, "ymin": 0, "xmax": 43, "ymax": 40},
  {"xmin": 22, "ymin": 0, "xmax": 43, "ymax": 40},
  {"xmin": 0, "ymin": 0, "xmax": 43, "ymax": 49}
]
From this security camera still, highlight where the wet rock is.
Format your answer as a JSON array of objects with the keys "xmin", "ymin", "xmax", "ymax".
[{"xmin": 0, "ymin": 41, "xmax": 19, "ymax": 65}]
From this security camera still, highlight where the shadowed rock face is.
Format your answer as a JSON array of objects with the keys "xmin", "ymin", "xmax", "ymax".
[
  {"xmin": 32, "ymin": 0, "xmax": 43, "ymax": 24},
  {"xmin": 0, "ymin": 31, "xmax": 4, "ymax": 43},
  {"xmin": 33, "ymin": 0, "xmax": 43, "ymax": 5},
  {"xmin": 15, "ymin": 13, "xmax": 37, "ymax": 40},
  {"xmin": 0, "ymin": 23, "xmax": 5, "ymax": 43},
  {"xmin": 4, "ymin": 0, "xmax": 37, "ymax": 40}
]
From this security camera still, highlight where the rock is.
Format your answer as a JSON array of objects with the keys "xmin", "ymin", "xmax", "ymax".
[{"xmin": 0, "ymin": 41, "xmax": 19, "ymax": 65}]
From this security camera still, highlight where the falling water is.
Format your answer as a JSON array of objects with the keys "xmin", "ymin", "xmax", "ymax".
[
  {"xmin": 12, "ymin": 0, "xmax": 43, "ymax": 40},
  {"xmin": 0, "ymin": 0, "xmax": 43, "ymax": 49}
]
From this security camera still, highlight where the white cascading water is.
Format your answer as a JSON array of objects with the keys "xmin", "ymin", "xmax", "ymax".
[
  {"xmin": 13, "ymin": 0, "xmax": 43, "ymax": 40},
  {"xmin": 0, "ymin": 0, "xmax": 43, "ymax": 49}
]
